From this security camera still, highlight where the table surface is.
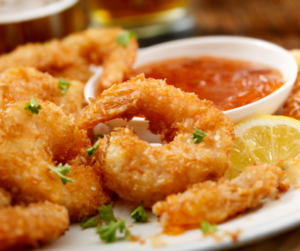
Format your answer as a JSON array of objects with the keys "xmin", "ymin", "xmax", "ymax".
[{"xmin": 191, "ymin": 0, "xmax": 300, "ymax": 50}]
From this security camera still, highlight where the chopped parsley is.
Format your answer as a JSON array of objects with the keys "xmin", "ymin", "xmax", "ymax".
[
  {"xmin": 116, "ymin": 30, "xmax": 136, "ymax": 46},
  {"xmin": 97, "ymin": 220, "xmax": 131, "ymax": 243},
  {"xmin": 24, "ymin": 98, "xmax": 42, "ymax": 114},
  {"xmin": 93, "ymin": 133, "xmax": 104, "ymax": 141},
  {"xmin": 83, "ymin": 203, "xmax": 133, "ymax": 243},
  {"xmin": 200, "ymin": 221, "xmax": 218, "ymax": 234},
  {"xmin": 57, "ymin": 77, "xmax": 71, "ymax": 95},
  {"xmin": 80, "ymin": 216, "xmax": 100, "ymax": 229},
  {"xmin": 130, "ymin": 201, "xmax": 149, "ymax": 222},
  {"xmin": 47, "ymin": 163, "xmax": 74, "ymax": 185},
  {"xmin": 80, "ymin": 203, "xmax": 133, "ymax": 242},
  {"xmin": 192, "ymin": 128, "xmax": 206, "ymax": 144},
  {"xmin": 98, "ymin": 203, "xmax": 117, "ymax": 223},
  {"xmin": 80, "ymin": 203, "xmax": 117, "ymax": 230},
  {"xmin": 86, "ymin": 144, "xmax": 99, "ymax": 157}
]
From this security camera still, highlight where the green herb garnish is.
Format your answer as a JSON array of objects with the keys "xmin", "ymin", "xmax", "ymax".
[
  {"xmin": 116, "ymin": 30, "xmax": 136, "ymax": 46},
  {"xmin": 57, "ymin": 77, "xmax": 71, "ymax": 95},
  {"xmin": 86, "ymin": 144, "xmax": 99, "ymax": 157},
  {"xmin": 96, "ymin": 203, "xmax": 132, "ymax": 243},
  {"xmin": 130, "ymin": 201, "xmax": 149, "ymax": 222},
  {"xmin": 47, "ymin": 163, "xmax": 74, "ymax": 185},
  {"xmin": 80, "ymin": 216, "xmax": 100, "ymax": 229},
  {"xmin": 80, "ymin": 203, "xmax": 116, "ymax": 229},
  {"xmin": 24, "ymin": 98, "xmax": 42, "ymax": 114},
  {"xmin": 80, "ymin": 203, "xmax": 133, "ymax": 242},
  {"xmin": 97, "ymin": 220, "xmax": 131, "ymax": 243},
  {"xmin": 200, "ymin": 221, "xmax": 218, "ymax": 234},
  {"xmin": 98, "ymin": 202, "xmax": 117, "ymax": 223},
  {"xmin": 93, "ymin": 133, "xmax": 104, "ymax": 141},
  {"xmin": 192, "ymin": 128, "xmax": 206, "ymax": 144}
]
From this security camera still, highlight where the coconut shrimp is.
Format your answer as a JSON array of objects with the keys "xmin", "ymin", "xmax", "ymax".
[
  {"xmin": 77, "ymin": 74, "xmax": 234, "ymax": 207},
  {"xmin": 0, "ymin": 28, "xmax": 138, "ymax": 90},
  {"xmin": 0, "ymin": 201, "xmax": 69, "ymax": 251},
  {"xmin": 153, "ymin": 163, "xmax": 289, "ymax": 234},
  {"xmin": 0, "ymin": 67, "xmax": 85, "ymax": 116},
  {"xmin": 0, "ymin": 100, "xmax": 112, "ymax": 222},
  {"xmin": 277, "ymin": 157, "xmax": 300, "ymax": 187},
  {"xmin": 283, "ymin": 93, "xmax": 300, "ymax": 120},
  {"xmin": 283, "ymin": 50, "xmax": 300, "ymax": 119},
  {"xmin": 0, "ymin": 188, "xmax": 11, "ymax": 208}
]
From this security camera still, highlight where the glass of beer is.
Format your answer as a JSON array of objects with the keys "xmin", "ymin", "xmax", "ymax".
[{"xmin": 85, "ymin": 0, "xmax": 194, "ymax": 43}]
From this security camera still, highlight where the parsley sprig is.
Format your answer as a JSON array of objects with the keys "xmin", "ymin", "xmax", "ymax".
[
  {"xmin": 80, "ymin": 203, "xmax": 117, "ymax": 229},
  {"xmin": 86, "ymin": 144, "xmax": 99, "ymax": 157},
  {"xmin": 57, "ymin": 77, "xmax": 71, "ymax": 95},
  {"xmin": 93, "ymin": 133, "xmax": 104, "ymax": 141},
  {"xmin": 98, "ymin": 203, "xmax": 117, "ymax": 223},
  {"xmin": 131, "ymin": 201, "xmax": 149, "ymax": 222},
  {"xmin": 192, "ymin": 128, "xmax": 206, "ymax": 144},
  {"xmin": 80, "ymin": 216, "xmax": 100, "ymax": 229},
  {"xmin": 97, "ymin": 220, "xmax": 131, "ymax": 243},
  {"xmin": 81, "ymin": 203, "xmax": 132, "ymax": 243},
  {"xmin": 116, "ymin": 30, "xmax": 136, "ymax": 46},
  {"xmin": 47, "ymin": 163, "xmax": 74, "ymax": 185},
  {"xmin": 200, "ymin": 221, "xmax": 218, "ymax": 234},
  {"xmin": 24, "ymin": 98, "xmax": 42, "ymax": 114}
]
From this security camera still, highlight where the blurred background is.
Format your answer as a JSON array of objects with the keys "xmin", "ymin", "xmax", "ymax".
[{"xmin": 1, "ymin": 0, "xmax": 300, "ymax": 53}]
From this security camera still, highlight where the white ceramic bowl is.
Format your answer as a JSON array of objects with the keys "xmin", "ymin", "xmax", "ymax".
[{"xmin": 85, "ymin": 36, "xmax": 298, "ymax": 143}]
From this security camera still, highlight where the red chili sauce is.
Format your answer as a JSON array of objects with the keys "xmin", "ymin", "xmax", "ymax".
[{"xmin": 125, "ymin": 56, "xmax": 284, "ymax": 111}]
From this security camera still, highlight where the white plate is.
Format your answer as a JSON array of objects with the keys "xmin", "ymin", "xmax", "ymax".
[
  {"xmin": 58, "ymin": 37, "xmax": 300, "ymax": 250},
  {"xmin": 39, "ymin": 188, "xmax": 300, "ymax": 251}
]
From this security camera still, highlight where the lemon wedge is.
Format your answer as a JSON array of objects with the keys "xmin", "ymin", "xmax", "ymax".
[{"xmin": 226, "ymin": 115, "xmax": 300, "ymax": 179}]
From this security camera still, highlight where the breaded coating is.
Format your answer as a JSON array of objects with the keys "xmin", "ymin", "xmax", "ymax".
[
  {"xmin": 283, "ymin": 92, "xmax": 300, "ymax": 120},
  {"xmin": 277, "ymin": 157, "xmax": 300, "ymax": 187},
  {"xmin": 77, "ymin": 74, "xmax": 234, "ymax": 207},
  {"xmin": 60, "ymin": 28, "xmax": 137, "ymax": 94},
  {"xmin": 0, "ymin": 188, "xmax": 11, "ymax": 208},
  {"xmin": 0, "ymin": 28, "xmax": 138, "ymax": 90},
  {"xmin": 0, "ymin": 201, "xmax": 69, "ymax": 251},
  {"xmin": 283, "ymin": 50, "xmax": 300, "ymax": 119},
  {"xmin": 0, "ymin": 67, "xmax": 85, "ymax": 116},
  {"xmin": 0, "ymin": 101, "xmax": 112, "ymax": 222},
  {"xmin": 153, "ymin": 163, "xmax": 290, "ymax": 234}
]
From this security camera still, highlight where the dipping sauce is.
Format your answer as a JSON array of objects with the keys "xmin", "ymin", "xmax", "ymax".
[{"xmin": 125, "ymin": 56, "xmax": 284, "ymax": 111}]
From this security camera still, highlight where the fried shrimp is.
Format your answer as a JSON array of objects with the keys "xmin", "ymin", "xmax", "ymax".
[
  {"xmin": 60, "ymin": 28, "xmax": 137, "ymax": 94},
  {"xmin": 77, "ymin": 74, "xmax": 234, "ymax": 207},
  {"xmin": 283, "ymin": 50, "xmax": 300, "ymax": 120},
  {"xmin": 277, "ymin": 157, "xmax": 300, "ymax": 187},
  {"xmin": 0, "ymin": 100, "xmax": 112, "ymax": 222},
  {"xmin": 0, "ymin": 28, "xmax": 138, "ymax": 89},
  {"xmin": 0, "ymin": 67, "xmax": 85, "ymax": 116},
  {"xmin": 153, "ymin": 163, "xmax": 290, "ymax": 234},
  {"xmin": 0, "ymin": 188, "xmax": 11, "ymax": 208},
  {"xmin": 0, "ymin": 201, "xmax": 69, "ymax": 251}
]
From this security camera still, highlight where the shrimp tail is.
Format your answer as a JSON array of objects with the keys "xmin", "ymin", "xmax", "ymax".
[{"xmin": 79, "ymin": 78, "xmax": 142, "ymax": 129}]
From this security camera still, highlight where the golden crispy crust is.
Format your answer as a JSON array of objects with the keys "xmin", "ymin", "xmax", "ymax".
[
  {"xmin": 0, "ymin": 67, "xmax": 85, "ymax": 116},
  {"xmin": 78, "ymin": 74, "xmax": 234, "ymax": 206},
  {"xmin": 0, "ymin": 28, "xmax": 138, "ymax": 87},
  {"xmin": 277, "ymin": 157, "xmax": 300, "ymax": 187},
  {"xmin": 153, "ymin": 163, "xmax": 289, "ymax": 234},
  {"xmin": 0, "ymin": 201, "xmax": 69, "ymax": 251},
  {"xmin": 0, "ymin": 101, "xmax": 112, "ymax": 222},
  {"xmin": 283, "ymin": 88, "xmax": 300, "ymax": 120},
  {"xmin": 0, "ymin": 188, "xmax": 11, "ymax": 208},
  {"xmin": 283, "ymin": 50, "xmax": 300, "ymax": 119}
]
